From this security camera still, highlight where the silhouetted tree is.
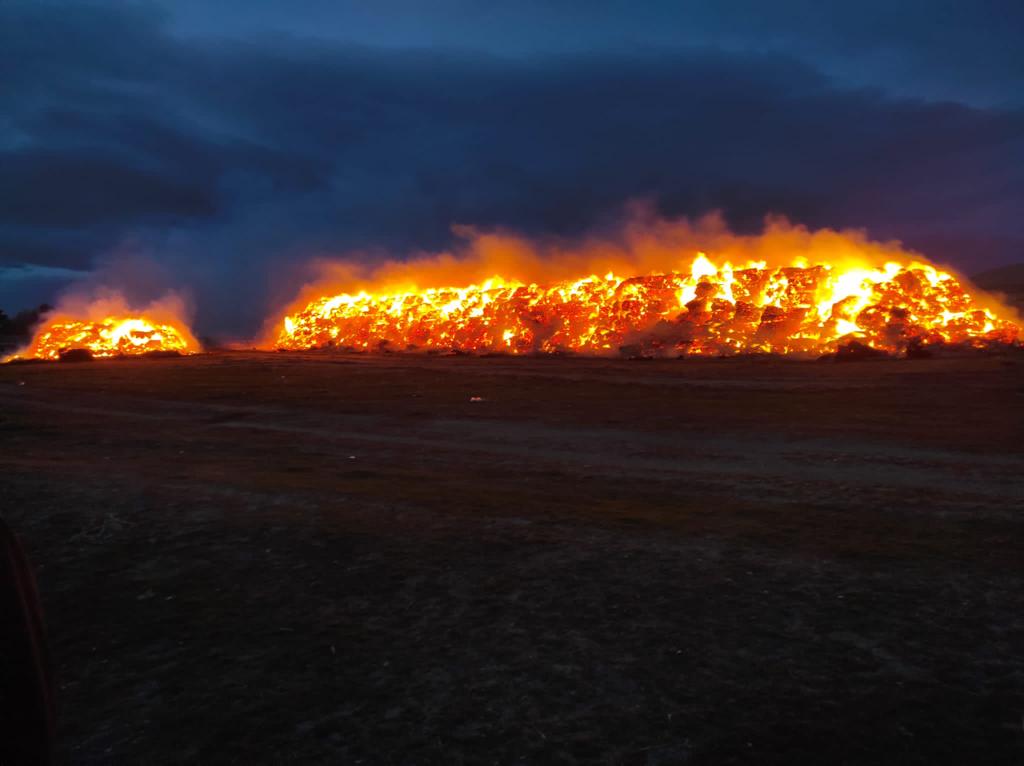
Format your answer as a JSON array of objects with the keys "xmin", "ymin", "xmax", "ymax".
[{"xmin": 0, "ymin": 304, "xmax": 52, "ymax": 344}]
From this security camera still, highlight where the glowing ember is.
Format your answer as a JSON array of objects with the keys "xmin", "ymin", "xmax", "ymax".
[
  {"xmin": 10, "ymin": 315, "xmax": 199, "ymax": 361},
  {"xmin": 274, "ymin": 254, "xmax": 1019, "ymax": 357}
]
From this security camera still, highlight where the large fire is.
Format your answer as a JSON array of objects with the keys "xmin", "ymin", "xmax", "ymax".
[
  {"xmin": 272, "ymin": 228, "xmax": 1019, "ymax": 357},
  {"xmin": 6, "ymin": 294, "xmax": 199, "ymax": 361}
]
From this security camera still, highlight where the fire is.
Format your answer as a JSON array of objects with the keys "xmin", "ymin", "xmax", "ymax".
[
  {"xmin": 7, "ymin": 294, "xmax": 199, "ymax": 361},
  {"xmin": 272, "ymin": 234, "xmax": 1020, "ymax": 357}
]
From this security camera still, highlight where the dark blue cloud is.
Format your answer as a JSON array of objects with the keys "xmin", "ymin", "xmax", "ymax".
[
  {"xmin": 2, "ymin": 1, "xmax": 1023, "ymax": 335},
  {"xmin": 135, "ymin": 0, "xmax": 1024, "ymax": 107}
]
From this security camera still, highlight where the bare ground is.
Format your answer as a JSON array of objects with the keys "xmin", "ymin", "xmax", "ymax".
[{"xmin": 1, "ymin": 351, "xmax": 1022, "ymax": 765}]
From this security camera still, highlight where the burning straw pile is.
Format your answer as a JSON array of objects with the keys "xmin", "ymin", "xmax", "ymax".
[{"xmin": 272, "ymin": 219, "xmax": 1020, "ymax": 358}]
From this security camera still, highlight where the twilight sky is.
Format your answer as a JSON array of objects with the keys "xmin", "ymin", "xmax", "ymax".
[{"xmin": 3, "ymin": 0, "xmax": 1023, "ymax": 334}]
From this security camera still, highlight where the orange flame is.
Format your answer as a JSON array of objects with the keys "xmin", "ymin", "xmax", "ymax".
[
  {"xmin": 270, "ymin": 219, "xmax": 1020, "ymax": 357},
  {"xmin": 6, "ymin": 294, "xmax": 200, "ymax": 361}
]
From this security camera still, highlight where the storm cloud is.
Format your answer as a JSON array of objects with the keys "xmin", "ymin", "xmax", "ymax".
[{"xmin": 3, "ymin": 1, "xmax": 1023, "ymax": 336}]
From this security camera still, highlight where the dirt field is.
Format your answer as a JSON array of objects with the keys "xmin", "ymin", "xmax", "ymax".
[{"xmin": 1, "ymin": 351, "xmax": 1022, "ymax": 764}]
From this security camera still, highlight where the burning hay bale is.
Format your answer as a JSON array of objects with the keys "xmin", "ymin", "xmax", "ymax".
[
  {"xmin": 5, "ymin": 294, "xmax": 200, "ymax": 363},
  {"xmin": 272, "ymin": 250, "xmax": 1019, "ymax": 359},
  {"xmin": 18, "ymin": 317, "xmax": 198, "ymax": 362}
]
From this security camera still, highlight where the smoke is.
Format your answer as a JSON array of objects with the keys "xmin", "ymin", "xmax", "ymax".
[
  {"xmin": 45, "ymin": 289, "xmax": 193, "ymax": 334},
  {"xmin": 265, "ymin": 210, "xmax": 918, "ymax": 328},
  {"xmin": 10, "ymin": 247, "xmax": 203, "ymax": 357},
  {"xmin": 40, "ymin": 243, "xmax": 197, "ymax": 328}
]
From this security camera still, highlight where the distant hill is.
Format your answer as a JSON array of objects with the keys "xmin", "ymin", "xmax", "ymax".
[
  {"xmin": 970, "ymin": 264, "xmax": 1024, "ymax": 315},
  {"xmin": 971, "ymin": 264, "xmax": 1024, "ymax": 290}
]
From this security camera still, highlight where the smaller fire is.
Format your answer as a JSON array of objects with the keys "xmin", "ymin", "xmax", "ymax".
[{"xmin": 6, "ymin": 294, "xmax": 200, "ymax": 361}]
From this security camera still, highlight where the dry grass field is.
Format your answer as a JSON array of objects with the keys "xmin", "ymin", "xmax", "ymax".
[{"xmin": 1, "ymin": 351, "xmax": 1022, "ymax": 764}]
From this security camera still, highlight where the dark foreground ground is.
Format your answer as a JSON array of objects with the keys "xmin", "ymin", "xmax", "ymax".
[{"xmin": 1, "ymin": 351, "xmax": 1022, "ymax": 765}]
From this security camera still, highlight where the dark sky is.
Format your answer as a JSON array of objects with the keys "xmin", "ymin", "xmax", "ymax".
[{"xmin": 3, "ymin": 0, "xmax": 1023, "ymax": 335}]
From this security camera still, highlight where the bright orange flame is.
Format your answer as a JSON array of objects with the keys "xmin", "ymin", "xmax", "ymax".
[
  {"xmin": 9, "ymin": 310, "xmax": 199, "ymax": 361},
  {"xmin": 272, "ymin": 224, "xmax": 1020, "ymax": 357}
]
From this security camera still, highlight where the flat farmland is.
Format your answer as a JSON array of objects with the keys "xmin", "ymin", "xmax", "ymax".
[{"xmin": 1, "ymin": 351, "xmax": 1022, "ymax": 764}]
